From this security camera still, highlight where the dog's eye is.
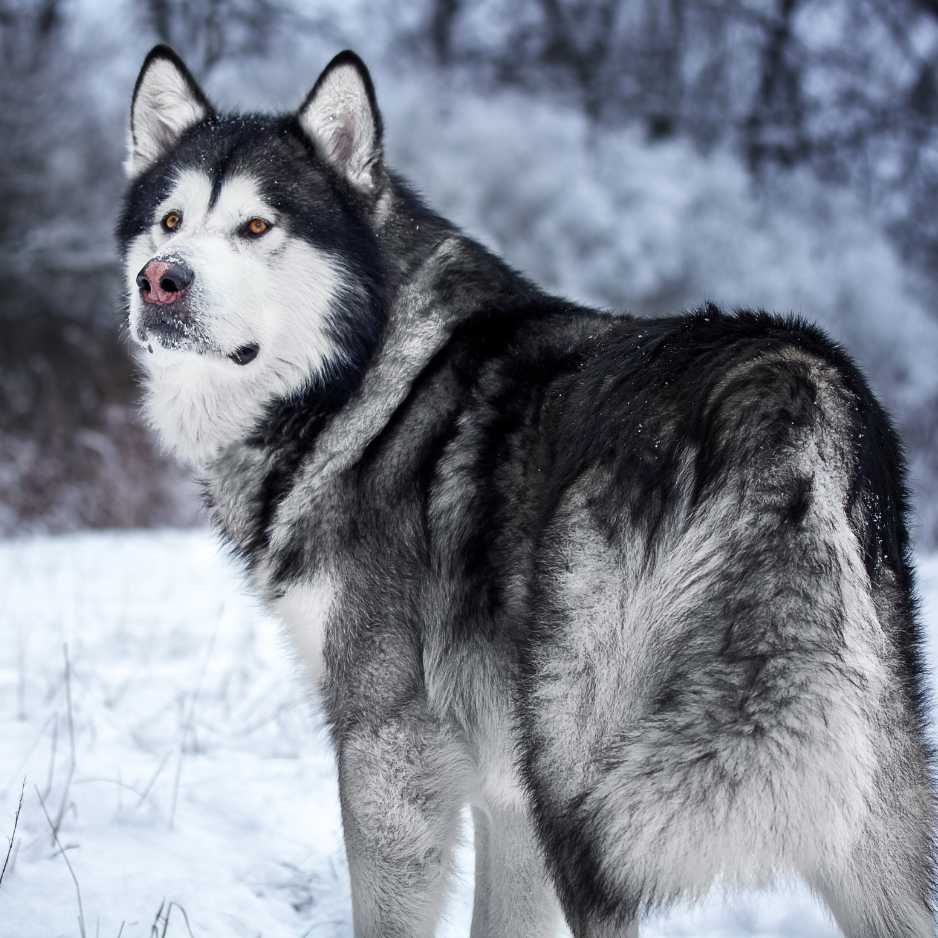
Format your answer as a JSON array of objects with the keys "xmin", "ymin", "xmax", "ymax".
[
  {"xmin": 242, "ymin": 217, "xmax": 272, "ymax": 238},
  {"xmin": 161, "ymin": 211, "xmax": 182, "ymax": 232}
]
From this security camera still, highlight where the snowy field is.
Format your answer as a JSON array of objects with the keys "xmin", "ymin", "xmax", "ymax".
[{"xmin": 2, "ymin": 529, "xmax": 937, "ymax": 937}]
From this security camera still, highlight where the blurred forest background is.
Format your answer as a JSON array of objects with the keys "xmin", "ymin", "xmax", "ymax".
[{"xmin": 2, "ymin": 0, "xmax": 938, "ymax": 544}]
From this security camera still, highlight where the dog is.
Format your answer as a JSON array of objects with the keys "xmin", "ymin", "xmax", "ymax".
[{"xmin": 119, "ymin": 45, "xmax": 936, "ymax": 937}]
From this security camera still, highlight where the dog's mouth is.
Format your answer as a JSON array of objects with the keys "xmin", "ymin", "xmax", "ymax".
[{"xmin": 137, "ymin": 316, "xmax": 259, "ymax": 366}]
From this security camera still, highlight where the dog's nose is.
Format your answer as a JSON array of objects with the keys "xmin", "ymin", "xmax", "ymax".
[{"xmin": 136, "ymin": 259, "xmax": 194, "ymax": 305}]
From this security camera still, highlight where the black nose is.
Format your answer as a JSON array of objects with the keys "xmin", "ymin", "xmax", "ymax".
[
  {"xmin": 135, "ymin": 259, "xmax": 195, "ymax": 302},
  {"xmin": 160, "ymin": 262, "xmax": 193, "ymax": 293}
]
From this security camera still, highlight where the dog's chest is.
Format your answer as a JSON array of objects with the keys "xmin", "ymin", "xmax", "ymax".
[{"xmin": 271, "ymin": 573, "xmax": 337, "ymax": 685}]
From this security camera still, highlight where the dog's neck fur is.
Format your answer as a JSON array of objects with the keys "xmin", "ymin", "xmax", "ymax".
[
  {"xmin": 239, "ymin": 175, "xmax": 535, "ymax": 462},
  {"xmin": 199, "ymin": 175, "xmax": 539, "ymax": 564},
  {"xmin": 375, "ymin": 173, "xmax": 536, "ymax": 329}
]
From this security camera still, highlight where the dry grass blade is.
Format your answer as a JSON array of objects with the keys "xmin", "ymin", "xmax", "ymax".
[
  {"xmin": 165, "ymin": 901, "xmax": 196, "ymax": 938},
  {"xmin": 43, "ymin": 714, "xmax": 59, "ymax": 800},
  {"xmin": 150, "ymin": 898, "xmax": 196, "ymax": 938},
  {"xmin": 52, "ymin": 643, "xmax": 77, "ymax": 841},
  {"xmin": 35, "ymin": 785, "xmax": 86, "ymax": 938},
  {"xmin": 0, "ymin": 779, "xmax": 25, "ymax": 888},
  {"xmin": 134, "ymin": 751, "xmax": 171, "ymax": 814},
  {"xmin": 149, "ymin": 899, "xmax": 165, "ymax": 938}
]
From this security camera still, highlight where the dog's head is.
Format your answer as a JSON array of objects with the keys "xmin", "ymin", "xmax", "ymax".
[{"xmin": 118, "ymin": 47, "xmax": 386, "ymax": 463}]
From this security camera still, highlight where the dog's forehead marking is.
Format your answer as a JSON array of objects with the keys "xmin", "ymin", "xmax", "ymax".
[{"xmin": 158, "ymin": 170, "xmax": 272, "ymax": 229}]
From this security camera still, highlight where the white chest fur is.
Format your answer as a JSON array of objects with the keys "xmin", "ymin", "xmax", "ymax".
[{"xmin": 273, "ymin": 573, "xmax": 336, "ymax": 686}]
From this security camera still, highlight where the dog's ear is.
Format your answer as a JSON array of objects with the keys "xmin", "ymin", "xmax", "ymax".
[
  {"xmin": 126, "ymin": 45, "xmax": 212, "ymax": 178},
  {"xmin": 298, "ymin": 51, "xmax": 384, "ymax": 193}
]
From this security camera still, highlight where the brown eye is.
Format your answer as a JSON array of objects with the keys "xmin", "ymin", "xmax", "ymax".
[
  {"xmin": 244, "ymin": 217, "xmax": 271, "ymax": 238},
  {"xmin": 161, "ymin": 211, "xmax": 181, "ymax": 232}
]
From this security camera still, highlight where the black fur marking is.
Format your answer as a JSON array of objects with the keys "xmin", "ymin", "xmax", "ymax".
[{"xmin": 784, "ymin": 474, "xmax": 814, "ymax": 526}]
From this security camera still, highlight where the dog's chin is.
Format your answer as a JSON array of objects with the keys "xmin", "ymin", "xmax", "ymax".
[{"xmin": 135, "ymin": 326, "xmax": 259, "ymax": 368}]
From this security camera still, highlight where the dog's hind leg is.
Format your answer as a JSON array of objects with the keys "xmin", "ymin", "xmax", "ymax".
[
  {"xmin": 817, "ymin": 882, "xmax": 934, "ymax": 938},
  {"xmin": 806, "ymin": 536, "xmax": 936, "ymax": 937},
  {"xmin": 808, "ymin": 734, "xmax": 936, "ymax": 937},
  {"xmin": 812, "ymin": 844, "xmax": 935, "ymax": 937},
  {"xmin": 469, "ymin": 802, "xmax": 565, "ymax": 938}
]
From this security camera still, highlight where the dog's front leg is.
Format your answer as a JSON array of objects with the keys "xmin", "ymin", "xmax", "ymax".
[{"xmin": 337, "ymin": 704, "xmax": 469, "ymax": 938}]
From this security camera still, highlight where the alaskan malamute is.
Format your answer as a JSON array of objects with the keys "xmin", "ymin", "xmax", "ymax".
[{"xmin": 119, "ymin": 45, "xmax": 936, "ymax": 936}]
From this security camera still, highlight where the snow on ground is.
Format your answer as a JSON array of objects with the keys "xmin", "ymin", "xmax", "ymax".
[{"xmin": 1, "ymin": 530, "xmax": 936, "ymax": 937}]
